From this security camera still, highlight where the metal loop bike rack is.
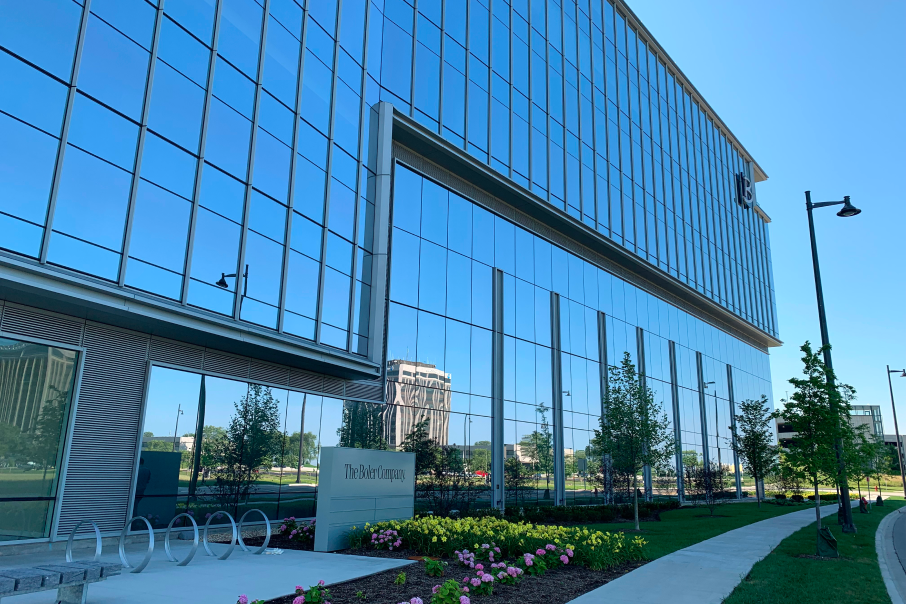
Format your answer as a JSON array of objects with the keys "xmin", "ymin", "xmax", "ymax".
[
  {"xmin": 66, "ymin": 520, "xmax": 102, "ymax": 562},
  {"xmin": 118, "ymin": 516, "xmax": 155, "ymax": 573},
  {"xmin": 237, "ymin": 509, "xmax": 271, "ymax": 555},
  {"xmin": 164, "ymin": 513, "xmax": 199, "ymax": 566},
  {"xmin": 202, "ymin": 511, "xmax": 237, "ymax": 560}
]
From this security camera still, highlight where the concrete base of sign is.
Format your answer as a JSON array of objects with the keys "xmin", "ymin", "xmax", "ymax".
[{"xmin": 4, "ymin": 539, "xmax": 413, "ymax": 604}]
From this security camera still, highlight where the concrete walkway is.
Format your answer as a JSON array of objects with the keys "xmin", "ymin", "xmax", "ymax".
[
  {"xmin": 877, "ymin": 505, "xmax": 906, "ymax": 604},
  {"xmin": 568, "ymin": 503, "xmax": 843, "ymax": 604},
  {"xmin": 2, "ymin": 539, "xmax": 412, "ymax": 604}
]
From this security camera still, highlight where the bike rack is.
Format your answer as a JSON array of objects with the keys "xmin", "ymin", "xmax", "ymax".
[
  {"xmin": 236, "ymin": 509, "xmax": 271, "ymax": 555},
  {"xmin": 118, "ymin": 516, "xmax": 155, "ymax": 573},
  {"xmin": 65, "ymin": 520, "xmax": 102, "ymax": 562},
  {"xmin": 164, "ymin": 513, "xmax": 199, "ymax": 566},
  {"xmin": 202, "ymin": 511, "xmax": 237, "ymax": 560}
]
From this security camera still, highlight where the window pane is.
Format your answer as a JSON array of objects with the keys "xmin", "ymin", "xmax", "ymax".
[
  {"xmin": 204, "ymin": 98, "xmax": 252, "ymax": 181},
  {"xmin": 67, "ymin": 93, "xmax": 139, "ymax": 171},
  {"xmin": 284, "ymin": 249, "xmax": 320, "ymax": 321},
  {"xmin": 140, "ymin": 132, "xmax": 197, "ymax": 199},
  {"xmin": 78, "ymin": 15, "xmax": 150, "ymax": 120},
  {"xmin": 188, "ymin": 207, "xmax": 241, "ymax": 314},
  {"xmin": 263, "ymin": 16, "xmax": 301, "ymax": 107},
  {"xmin": 157, "ymin": 16, "xmax": 210, "ymax": 87},
  {"xmin": 165, "ymin": 0, "xmax": 217, "ymax": 45},
  {"xmin": 321, "ymin": 267, "xmax": 351, "ymax": 330},
  {"xmin": 52, "ymin": 146, "xmax": 132, "ymax": 252},
  {"xmin": 0, "ymin": 52, "xmax": 68, "ymax": 136},
  {"xmin": 218, "ymin": 0, "xmax": 263, "ymax": 80},
  {"xmin": 0, "ymin": 114, "xmax": 58, "ymax": 226},
  {"xmin": 147, "ymin": 61, "xmax": 206, "ymax": 152},
  {"xmin": 128, "ymin": 180, "xmax": 191, "ymax": 274},
  {"xmin": 0, "ymin": 0, "xmax": 82, "ymax": 81}
]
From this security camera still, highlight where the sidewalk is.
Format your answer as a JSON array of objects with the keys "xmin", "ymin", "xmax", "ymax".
[
  {"xmin": 877, "ymin": 505, "xmax": 906, "ymax": 604},
  {"xmin": 568, "ymin": 503, "xmax": 844, "ymax": 604}
]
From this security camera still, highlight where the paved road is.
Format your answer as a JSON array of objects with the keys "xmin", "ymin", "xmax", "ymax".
[
  {"xmin": 568, "ymin": 503, "xmax": 844, "ymax": 604},
  {"xmin": 894, "ymin": 511, "xmax": 906, "ymax": 575}
]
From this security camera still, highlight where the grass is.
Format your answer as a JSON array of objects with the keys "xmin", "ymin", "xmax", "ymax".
[
  {"xmin": 584, "ymin": 500, "xmax": 835, "ymax": 560},
  {"xmin": 724, "ymin": 499, "xmax": 905, "ymax": 603}
]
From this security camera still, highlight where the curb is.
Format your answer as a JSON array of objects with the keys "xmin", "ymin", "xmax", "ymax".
[{"xmin": 877, "ymin": 506, "xmax": 906, "ymax": 604}]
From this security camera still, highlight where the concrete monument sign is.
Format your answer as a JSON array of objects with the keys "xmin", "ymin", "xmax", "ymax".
[{"xmin": 314, "ymin": 447, "xmax": 415, "ymax": 552}]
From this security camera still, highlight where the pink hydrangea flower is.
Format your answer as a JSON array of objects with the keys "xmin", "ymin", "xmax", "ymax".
[
  {"xmin": 432, "ymin": 585, "xmax": 440, "ymax": 594},
  {"xmin": 560, "ymin": 555, "xmax": 569, "ymax": 564},
  {"xmin": 545, "ymin": 544, "xmax": 556, "ymax": 551},
  {"xmin": 318, "ymin": 580, "xmax": 325, "ymax": 586},
  {"xmin": 295, "ymin": 585, "xmax": 303, "ymax": 592},
  {"xmin": 566, "ymin": 548, "xmax": 574, "ymax": 557},
  {"xmin": 470, "ymin": 578, "xmax": 481, "ymax": 587},
  {"xmin": 525, "ymin": 559, "xmax": 533, "ymax": 566},
  {"xmin": 462, "ymin": 577, "xmax": 470, "ymax": 583},
  {"xmin": 481, "ymin": 574, "xmax": 493, "ymax": 583},
  {"xmin": 497, "ymin": 572, "xmax": 506, "ymax": 579},
  {"xmin": 293, "ymin": 597, "xmax": 305, "ymax": 604},
  {"xmin": 280, "ymin": 525, "xmax": 288, "ymax": 531},
  {"xmin": 536, "ymin": 548, "xmax": 545, "ymax": 556},
  {"xmin": 507, "ymin": 567, "xmax": 518, "ymax": 577},
  {"xmin": 238, "ymin": 596, "xmax": 249, "ymax": 604},
  {"xmin": 494, "ymin": 547, "xmax": 500, "ymax": 553},
  {"xmin": 410, "ymin": 598, "xmax": 424, "ymax": 604},
  {"xmin": 463, "ymin": 586, "xmax": 469, "ymax": 593},
  {"xmin": 460, "ymin": 597, "xmax": 470, "ymax": 604},
  {"xmin": 475, "ymin": 563, "xmax": 483, "ymax": 571}
]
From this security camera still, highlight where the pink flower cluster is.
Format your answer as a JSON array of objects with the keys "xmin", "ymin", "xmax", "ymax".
[
  {"xmin": 371, "ymin": 528, "xmax": 402, "ymax": 550},
  {"xmin": 395, "ymin": 598, "xmax": 423, "ymax": 604}
]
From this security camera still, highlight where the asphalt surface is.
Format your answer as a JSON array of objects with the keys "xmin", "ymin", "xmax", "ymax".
[{"xmin": 894, "ymin": 511, "xmax": 906, "ymax": 575}]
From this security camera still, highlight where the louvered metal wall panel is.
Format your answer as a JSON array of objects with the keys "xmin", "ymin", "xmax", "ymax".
[
  {"xmin": 149, "ymin": 337, "xmax": 204, "ymax": 370},
  {"xmin": 289, "ymin": 369, "xmax": 323, "ymax": 392},
  {"xmin": 249, "ymin": 360, "xmax": 290, "ymax": 387},
  {"xmin": 345, "ymin": 381, "xmax": 383, "ymax": 401},
  {"xmin": 203, "ymin": 351, "xmax": 250, "ymax": 380},
  {"xmin": 56, "ymin": 324, "xmax": 150, "ymax": 536},
  {"xmin": 322, "ymin": 375, "xmax": 345, "ymax": 397},
  {"xmin": 0, "ymin": 303, "xmax": 84, "ymax": 346}
]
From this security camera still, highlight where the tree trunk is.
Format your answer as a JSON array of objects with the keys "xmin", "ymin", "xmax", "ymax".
[
  {"xmin": 755, "ymin": 471, "xmax": 761, "ymax": 508},
  {"xmin": 814, "ymin": 474, "xmax": 821, "ymax": 550},
  {"xmin": 633, "ymin": 470, "xmax": 641, "ymax": 531}
]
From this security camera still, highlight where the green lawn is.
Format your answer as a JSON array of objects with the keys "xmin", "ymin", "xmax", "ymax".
[
  {"xmin": 724, "ymin": 499, "xmax": 904, "ymax": 603},
  {"xmin": 585, "ymin": 500, "xmax": 834, "ymax": 560}
]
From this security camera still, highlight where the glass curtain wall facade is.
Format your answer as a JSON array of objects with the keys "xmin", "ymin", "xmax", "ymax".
[
  {"xmin": 1, "ymin": 0, "xmax": 775, "ymax": 359},
  {"xmin": 385, "ymin": 164, "xmax": 772, "ymax": 505},
  {"xmin": 0, "ymin": 0, "xmax": 778, "ymax": 526}
]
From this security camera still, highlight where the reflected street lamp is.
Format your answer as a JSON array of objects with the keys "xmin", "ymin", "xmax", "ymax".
[
  {"xmin": 886, "ymin": 366, "xmax": 906, "ymax": 497},
  {"xmin": 216, "ymin": 264, "xmax": 249, "ymax": 294},
  {"xmin": 172, "ymin": 404, "xmax": 183, "ymax": 452},
  {"xmin": 805, "ymin": 190, "xmax": 862, "ymax": 533}
]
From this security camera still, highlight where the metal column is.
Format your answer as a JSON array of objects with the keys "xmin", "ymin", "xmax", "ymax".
[
  {"xmin": 669, "ymin": 341, "xmax": 684, "ymax": 502},
  {"xmin": 638, "ymin": 327, "xmax": 652, "ymax": 501},
  {"xmin": 550, "ymin": 292, "xmax": 565, "ymax": 506},
  {"xmin": 727, "ymin": 364, "xmax": 742, "ymax": 499},
  {"xmin": 597, "ymin": 312, "xmax": 612, "ymax": 503},
  {"xmin": 696, "ymin": 351, "xmax": 710, "ymax": 468},
  {"xmin": 491, "ymin": 269, "xmax": 505, "ymax": 511}
]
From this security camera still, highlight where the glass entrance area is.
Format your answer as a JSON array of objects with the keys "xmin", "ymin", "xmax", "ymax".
[{"xmin": 0, "ymin": 337, "xmax": 78, "ymax": 541}]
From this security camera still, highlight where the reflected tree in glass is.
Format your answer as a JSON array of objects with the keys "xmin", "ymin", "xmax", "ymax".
[
  {"xmin": 199, "ymin": 384, "xmax": 282, "ymax": 509},
  {"xmin": 518, "ymin": 402, "xmax": 554, "ymax": 499},
  {"xmin": 337, "ymin": 401, "xmax": 387, "ymax": 450}
]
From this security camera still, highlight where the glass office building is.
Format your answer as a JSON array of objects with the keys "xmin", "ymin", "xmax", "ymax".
[{"xmin": 0, "ymin": 0, "xmax": 778, "ymax": 542}]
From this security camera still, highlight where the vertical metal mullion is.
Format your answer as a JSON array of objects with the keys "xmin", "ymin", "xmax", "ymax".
[
  {"xmin": 118, "ymin": 1, "xmax": 168, "ymax": 286},
  {"xmin": 556, "ymin": 0, "xmax": 567, "ymax": 210},
  {"xmin": 437, "ymin": 0, "xmax": 446, "ymax": 135},
  {"xmin": 506, "ymin": 1, "xmax": 513, "ymax": 179},
  {"xmin": 462, "ymin": 0, "xmax": 471, "ymax": 149},
  {"xmin": 484, "ymin": 0, "xmax": 492, "ymax": 163},
  {"xmin": 550, "ymin": 291, "xmax": 565, "ymax": 506},
  {"xmin": 491, "ymin": 268, "xmax": 505, "ymax": 511},
  {"xmin": 696, "ymin": 350, "xmax": 709, "ymax": 467},
  {"xmin": 276, "ymin": 6, "xmax": 310, "ymax": 334},
  {"xmin": 597, "ymin": 310, "xmax": 612, "ymax": 503},
  {"xmin": 409, "ymin": 0, "xmax": 418, "ymax": 118},
  {"xmin": 638, "ymin": 326, "xmax": 652, "ymax": 500},
  {"xmin": 727, "ymin": 363, "xmax": 742, "ymax": 499},
  {"xmin": 234, "ymin": 0, "xmax": 274, "ymax": 321},
  {"xmin": 180, "ymin": 0, "xmax": 224, "ymax": 305},
  {"xmin": 40, "ymin": 0, "xmax": 93, "ymax": 264},
  {"xmin": 314, "ymin": 5, "xmax": 343, "ymax": 345},
  {"xmin": 669, "ymin": 340, "xmax": 683, "ymax": 502}
]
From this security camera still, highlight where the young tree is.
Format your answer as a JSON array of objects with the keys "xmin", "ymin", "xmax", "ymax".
[
  {"xmin": 591, "ymin": 353, "xmax": 675, "ymax": 531},
  {"xmin": 728, "ymin": 395, "xmax": 777, "ymax": 507},
  {"xmin": 504, "ymin": 456, "xmax": 531, "ymax": 504},
  {"xmin": 400, "ymin": 417, "xmax": 440, "ymax": 477},
  {"xmin": 518, "ymin": 403, "xmax": 555, "ymax": 498},
  {"xmin": 776, "ymin": 342, "xmax": 855, "ymax": 551}
]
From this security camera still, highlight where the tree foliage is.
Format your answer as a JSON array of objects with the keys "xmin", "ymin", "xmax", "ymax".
[
  {"xmin": 684, "ymin": 461, "xmax": 730, "ymax": 516},
  {"xmin": 337, "ymin": 401, "xmax": 387, "ymax": 450},
  {"xmin": 775, "ymin": 342, "xmax": 856, "ymax": 543},
  {"xmin": 200, "ymin": 384, "xmax": 282, "ymax": 508},
  {"xmin": 591, "ymin": 353, "xmax": 675, "ymax": 530},
  {"xmin": 728, "ymin": 395, "xmax": 777, "ymax": 507}
]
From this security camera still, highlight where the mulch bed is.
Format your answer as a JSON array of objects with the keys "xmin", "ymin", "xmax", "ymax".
[{"xmin": 260, "ymin": 548, "xmax": 647, "ymax": 604}]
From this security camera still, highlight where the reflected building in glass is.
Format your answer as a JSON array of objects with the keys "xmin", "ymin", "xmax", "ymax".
[{"xmin": 0, "ymin": 0, "xmax": 778, "ymax": 543}]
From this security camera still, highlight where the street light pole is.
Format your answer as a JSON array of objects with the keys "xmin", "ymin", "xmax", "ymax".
[
  {"xmin": 805, "ymin": 190, "xmax": 861, "ymax": 534},
  {"xmin": 886, "ymin": 366, "xmax": 906, "ymax": 497}
]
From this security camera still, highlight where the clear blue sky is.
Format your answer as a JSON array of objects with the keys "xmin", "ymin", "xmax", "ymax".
[{"xmin": 629, "ymin": 0, "xmax": 906, "ymax": 425}]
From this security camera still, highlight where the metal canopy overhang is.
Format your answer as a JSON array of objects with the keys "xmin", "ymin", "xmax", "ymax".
[
  {"xmin": 390, "ymin": 109, "xmax": 783, "ymax": 350},
  {"xmin": 0, "ymin": 254, "xmax": 382, "ymax": 380}
]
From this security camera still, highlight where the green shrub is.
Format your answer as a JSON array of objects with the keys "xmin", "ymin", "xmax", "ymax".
[{"xmin": 423, "ymin": 558, "xmax": 446, "ymax": 577}]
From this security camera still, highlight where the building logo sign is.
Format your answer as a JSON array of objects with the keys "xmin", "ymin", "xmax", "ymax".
[
  {"xmin": 736, "ymin": 173, "xmax": 753, "ymax": 210},
  {"xmin": 314, "ymin": 447, "xmax": 415, "ymax": 551}
]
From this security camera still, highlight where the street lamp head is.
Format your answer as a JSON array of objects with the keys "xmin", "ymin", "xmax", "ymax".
[
  {"xmin": 836, "ymin": 196, "xmax": 861, "ymax": 218},
  {"xmin": 215, "ymin": 273, "xmax": 229, "ymax": 288},
  {"xmin": 900, "ymin": 370, "xmax": 906, "ymax": 379}
]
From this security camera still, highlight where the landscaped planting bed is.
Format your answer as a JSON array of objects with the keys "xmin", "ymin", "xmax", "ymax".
[{"xmin": 235, "ymin": 515, "xmax": 648, "ymax": 604}]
